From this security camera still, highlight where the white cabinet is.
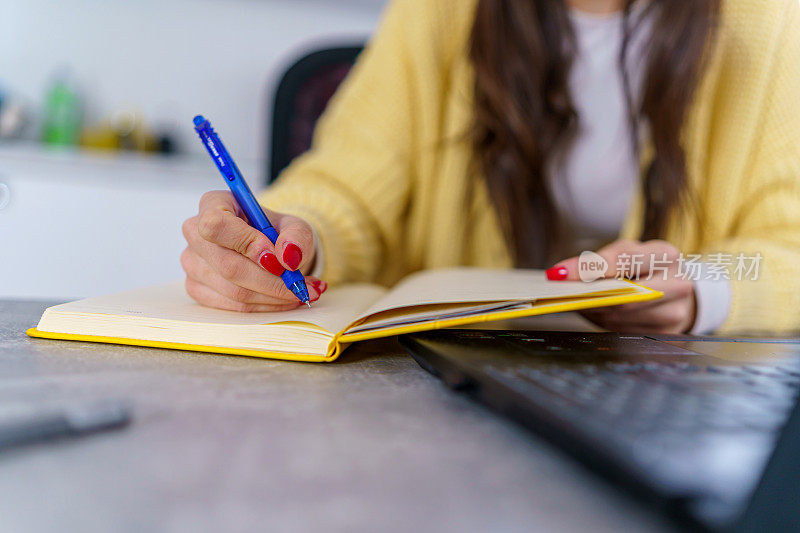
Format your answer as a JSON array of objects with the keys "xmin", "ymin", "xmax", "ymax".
[{"xmin": 0, "ymin": 145, "xmax": 248, "ymax": 299}]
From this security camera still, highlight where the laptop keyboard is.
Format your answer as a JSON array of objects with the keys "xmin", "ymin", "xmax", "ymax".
[
  {"xmin": 486, "ymin": 362, "xmax": 798, "ymax": 435},
  {"xmin": 468, "ymin": 334, "xmax": 800, "ymax": 438},
  {"xmin": 404, "ymin": 330, "xmax": 800, "ymax": 509}
]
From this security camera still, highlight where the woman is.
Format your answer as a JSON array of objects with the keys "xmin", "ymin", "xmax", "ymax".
[{"xmin": 180, "ymin": 0, "xmax": 800, "ymax": 335}]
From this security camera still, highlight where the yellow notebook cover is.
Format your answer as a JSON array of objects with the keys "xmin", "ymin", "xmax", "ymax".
[{"xmin": 27, "ymin": 268, "xmax": 662, "ymax": 363}]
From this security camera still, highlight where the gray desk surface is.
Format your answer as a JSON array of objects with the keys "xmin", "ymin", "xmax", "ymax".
[{"xmin": 0, "ymin": 300, "xmax": 672, "ymax": 533}]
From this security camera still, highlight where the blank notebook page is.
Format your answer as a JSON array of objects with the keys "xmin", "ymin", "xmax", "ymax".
[
  {"xmin": 43, "ymin": 282, "xmax": 386, "ymax": 334},
  {"xmin": 356, "ymin": 267, "xmax": 642, "ymax": 321}
]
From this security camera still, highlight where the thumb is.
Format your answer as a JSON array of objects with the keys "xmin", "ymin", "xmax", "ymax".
[
  {"xmin": 270, "ymin": 212, "xmax": 316, "ymax": 272},
  {"xmin": 547, "ymin": 251, "xmax": 618, "ymax": 282},
  {"xmin": 547, "ymin": 240, "xmax": 645, "ymax": 282},
  {"xmin": 546, "ymin": 256, "xmax": 583, "ymax": 282}
]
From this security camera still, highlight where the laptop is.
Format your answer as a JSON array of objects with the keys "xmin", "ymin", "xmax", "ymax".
[{"xmin": 399, "ymin": 330, "xmax": 800, "ymax": 532}]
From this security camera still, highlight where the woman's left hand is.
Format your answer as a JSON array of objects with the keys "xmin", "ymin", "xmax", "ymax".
[{"xmin": 548, "ymin": 240, "xmax": 696, "ymax": 334}]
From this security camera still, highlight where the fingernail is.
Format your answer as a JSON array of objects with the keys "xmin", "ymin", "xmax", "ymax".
[
  {"xmin": 309, "ymin": 283, "xmax": 321, "ymax": 302},
  {"xmin": 545, "ymin": 266, "xmax": 568, "ymax": 281},
  {"xmin": 282, "ymin": 242, "xmax": 302, "ymax": 271},
  {"xmin": 259, "ymin": 252, "xmax": 284, "ymax": 276},
  {"xmin": 310, "ymin": 279, "xmax": 327, "ymax": 294}
]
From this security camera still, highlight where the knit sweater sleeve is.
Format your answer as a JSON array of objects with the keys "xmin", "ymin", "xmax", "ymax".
[
  {"xmin": 711, "ymin": 0, "xmax": 800, "ymax": 335},
  {"xmin": 258, "ymin": 0, "xmax": 452, "ymax": 285}
]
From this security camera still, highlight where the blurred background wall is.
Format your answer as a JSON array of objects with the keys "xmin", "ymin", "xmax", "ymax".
[
  {"xmin": 0, "ymin": 0, "xmax": 387, "ymax": 300},
  {"xmin": 0, "ymin": 0, "xmax": 386, "ymax": 164}
]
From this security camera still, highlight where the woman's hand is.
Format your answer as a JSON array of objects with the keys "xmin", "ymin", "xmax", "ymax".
[
  {"xmin": 181, "ymin": 190, "xmax": 326, "ymax": 312},
  {"xmin": 548, "ymin": 240, "xmax": 696, "ymax": 334}
]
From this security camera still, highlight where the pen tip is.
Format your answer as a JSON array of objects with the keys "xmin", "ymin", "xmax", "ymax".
[{"xmin": 306, "ymin": 302, "xmax": 312, "ymax": 308}]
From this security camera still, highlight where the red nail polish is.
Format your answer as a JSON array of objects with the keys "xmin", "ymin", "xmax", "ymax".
[
  {"xmin": 283, "ymin": 243, "xmax": 302, "ymax": 271},
  {"xmin": 545, "ymin": 266, "xmax": 568, "ymax": 281},
  {"xmin": 259, "ymin": 252, "xmax": 284, "ymax": 276},
  {"xmin": 310, "ymin": 279, "xmax": 327, "ymax": 293}
]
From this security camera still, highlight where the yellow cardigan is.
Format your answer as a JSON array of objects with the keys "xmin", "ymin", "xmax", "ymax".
[{"xmin": 260, "ymin": 0, "xmax": 800, "ymax": 335}]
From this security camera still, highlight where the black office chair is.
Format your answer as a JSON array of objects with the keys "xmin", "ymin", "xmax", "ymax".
[{"xmin": 268, "ymin": 45, "xmax": 364, "ymax": 183}]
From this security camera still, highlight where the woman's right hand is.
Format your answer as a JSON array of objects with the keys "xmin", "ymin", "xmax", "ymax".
[{"xmin": 181, "ymin": 190, "xmax": 326, "ymax": 312}]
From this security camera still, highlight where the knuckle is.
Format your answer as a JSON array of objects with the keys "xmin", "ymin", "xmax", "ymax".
[
  {"xmin": 180, "ymin": 248, "xmax": 192, "ymax": 273},
  {"xmin": 232, "ymin": 230, "xmax": 260, "ymax": 257},
  {"xmin": 227, "ymin": 284, "xmax": 255, "ymax": 303},
  {"xmin": 216, "ymin": 254, "xmax": 243, "ymax": 281},
  {"xmin": 200, "ymin": 190, "xmax": 223, "ymax": 207},
  {"xmin": 235, "ymin": 301, "xmax": 257, "ymax": 313},
  {"xmin": 185, "ymin": 279, "xmax": 203, "ymax": 303},
  {"xmin": 197, "ymin": 211, "xmax": 226, "ymax": 242},
  {"xmin": 181, "ymin": 217, "xmax": 196, "ymax": 241},
  {"xmin": 677, "ymin": 281, "xmax": 694, "ymax": 297},
  {"xmin": 665, "ymin": 307, "xmax": 686, "ymax": 326},
  {"xmin": 293, "ymin": 221, "xmax": 315, "ymax": 245}
]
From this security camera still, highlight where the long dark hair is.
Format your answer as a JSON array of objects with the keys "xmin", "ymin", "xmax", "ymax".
[{"xmin": 469, "ymin": 0, "xmax": 720, "ymax": 267}]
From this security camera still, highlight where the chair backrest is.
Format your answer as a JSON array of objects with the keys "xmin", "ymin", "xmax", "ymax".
[{"xmin": 269, "ymin": 45, "xmax": 363, "ymax": 183}]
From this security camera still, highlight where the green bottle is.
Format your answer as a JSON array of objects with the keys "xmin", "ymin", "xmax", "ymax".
[{"xmin": 42, "ymin": 73, "xmax": 81, "ymax": 146}]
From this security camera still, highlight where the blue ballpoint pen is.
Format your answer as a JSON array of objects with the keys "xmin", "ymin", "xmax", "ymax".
[{"xmin": 193, "ymin": 115, "xmax": 311, "ymax": 307}]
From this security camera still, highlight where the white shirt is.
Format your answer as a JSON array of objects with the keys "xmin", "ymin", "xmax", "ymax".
[
  {"xmin": 556, "ymin": 6, "xmax": 730, "ymax": 334},
  {"xmin": 552, "ymin": 8, "xmax": 647, "ymax": 255}
]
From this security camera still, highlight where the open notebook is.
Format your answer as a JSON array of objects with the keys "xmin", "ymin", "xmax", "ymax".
[{"xmin": 28, "ymin": 268, "xmax": 661, "ymax": 362}]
